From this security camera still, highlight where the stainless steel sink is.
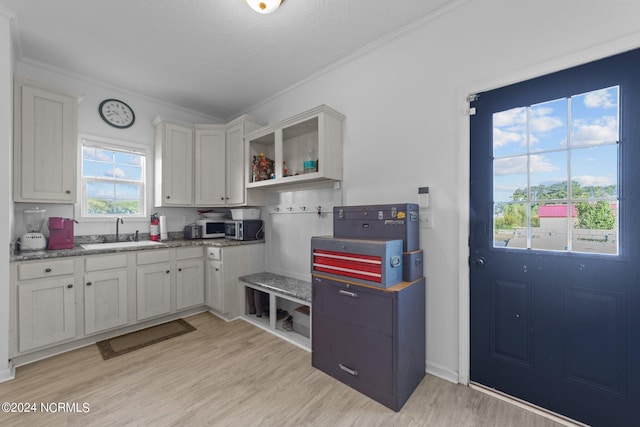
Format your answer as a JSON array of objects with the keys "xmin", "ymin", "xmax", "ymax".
[{"xmin": 80, "ymin": 241, "xmax": 164, "ymax": 250}]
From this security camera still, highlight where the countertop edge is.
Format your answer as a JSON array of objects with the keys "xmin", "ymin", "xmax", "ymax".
[{"xmin": 11, "ymin": 239, "xmax": 265, "ymax": 262}]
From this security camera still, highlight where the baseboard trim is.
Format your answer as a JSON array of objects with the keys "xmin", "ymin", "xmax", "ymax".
[
  {"xmin": 469, "ymin": 382, "xmax": 588, "ymax": 427},
  {"xmin": 0, "ymin": 364, "xmax": 15, "ymax": 384},
  {"xmin": 426, "ymin": 361, "xmax": 459, "ymax": 384}
]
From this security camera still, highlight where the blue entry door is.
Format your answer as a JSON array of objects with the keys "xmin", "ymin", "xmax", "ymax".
[{"xmin": 469, "ymin": 49, "xmax": 640, "ymax": 427}]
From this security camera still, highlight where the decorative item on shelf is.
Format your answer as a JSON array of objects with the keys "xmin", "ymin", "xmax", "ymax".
[
  {"xmin": 251, "ymin": 152, "xmax": 275, "ymax": 182},
  {"xmin": 303, "ymin": 148, "xmax": 317, "ymax": 174},
  {"xmin": 283, "ymin": 160, "xmax": 290, "ymax": 177}
]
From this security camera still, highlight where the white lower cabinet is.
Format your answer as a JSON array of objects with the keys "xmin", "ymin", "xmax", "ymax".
[
  {"xmin": 136, "ymin": 262, "xmax": 172, "ymax": 321},
  {"xmin": 11, "ymin": 244, "xmax": 255, "ymax": 359},
  {"xmin": 176, "ymin": 247, "xmax": 205, "ymax": 310},
  {"xmin": 18, "ymin": 276, "xmax": 76, "ymax": 353},
  {"xmin": 84, "ymin": 254, "xmax": 128, "ymax": 335},
  {"xmin": 205, "ymin": 243, "xmax": 265, "ymax": 319},
  {"xmin": 206, "ymin": 259, "xmax": 224, "ymax": 312}
]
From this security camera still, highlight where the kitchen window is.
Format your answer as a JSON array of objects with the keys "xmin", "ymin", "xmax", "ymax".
[{"xmin": 80, "ymin": 137, "xmax": 147, "ymax": 218}]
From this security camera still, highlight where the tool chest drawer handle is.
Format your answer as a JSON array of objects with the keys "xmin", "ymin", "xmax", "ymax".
[
  {"xmin": 338, "ymin": 363, "xmax": 358, "ymax": 376},
  {"xmin": 338, "ymin": 289, "xmax": 358, "ymax": 298}
]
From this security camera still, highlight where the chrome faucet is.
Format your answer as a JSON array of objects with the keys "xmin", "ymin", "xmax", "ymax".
[{"xmin": 115, "ymin": 217, "xmax": 124, "ymax": 241}]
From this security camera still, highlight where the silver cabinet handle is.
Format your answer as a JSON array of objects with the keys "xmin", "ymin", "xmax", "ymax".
[
  {"xmin": 338, "ymin": 363, "xmax": 358, "ymax": 376},
  {"xmin": 338, "ymin": 289, "xmax": 357, "ymax": 298}
]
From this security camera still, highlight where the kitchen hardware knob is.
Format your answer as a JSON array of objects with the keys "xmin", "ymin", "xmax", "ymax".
[
  {"xmin": 178, "ymin": 268, "xmax": 182, "ymax": 272},
  {"xmin": 215, "ymin": 268, "xmax": 220, "ymax": 271},
  {"xmin": 220, "ymin": 197, "xmax": 225, "ymax": 200},
  {"xmin": 67, "ymin": 284, "xmax": 73, "ymax": 289},
  {"xmin": 338, "ymin": 363, "xmax": 358, "ymax": 376},
  {"xmin": 86, "ymin": 282, "xmax": 92, "ymax": 286},
  {"xmin": 65, "ymin": 190, "xmax": 71, "ymax": 194},
  {"xmin": 166, "ymin": 270, "xmax": 170, "ymax": 274},
  {"xmin": 166, "ymin": 195, "xmax": 170, "ymax": 199},
  {"xmin": 45, "ymin": 268, "xmax": 52, "ymax": 273}
]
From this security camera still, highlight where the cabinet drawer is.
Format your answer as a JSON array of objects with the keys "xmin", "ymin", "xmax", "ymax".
[
  {"xmin": 18, "ymin": 259, "xmax": 75, "ymax": 281},
  {"xmin": 312, "ymin": 312, "xmax": 393, "ymax": 395},
  {"xmin": 312, "ymin": 276, "xmax": 393, "ymax": 336},
  {"xmin": 136, "ymin": 249, "xmax": 170, "ymax": 265},
  {"xmin": 176, "ymin": 246, "xmax": 203, "ymax": 261},
  {"xmin": 85, "ymin": 254, "xmax": 128, "ymax": 271}
]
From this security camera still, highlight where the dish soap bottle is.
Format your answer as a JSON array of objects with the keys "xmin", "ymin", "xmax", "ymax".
[{"xmin": 303, "ymin": 148, "xmax": 317, "ymax": 174}]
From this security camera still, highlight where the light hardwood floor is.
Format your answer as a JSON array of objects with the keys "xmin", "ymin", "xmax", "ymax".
[{"xmin": 0, "ymin": 312, "xmax": 565, "ymax": 426}]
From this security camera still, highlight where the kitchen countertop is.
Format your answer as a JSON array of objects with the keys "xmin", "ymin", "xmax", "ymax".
[
  {"xmin": 11, "ymin": 238, "xmax": 265, "ymax": 262},
  {"xmin": 239, "ymin": 272, "xmax": 311, "ymax": 303}
]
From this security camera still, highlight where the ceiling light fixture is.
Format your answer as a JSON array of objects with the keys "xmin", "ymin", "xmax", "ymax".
[{"xmin": 246, "ymin": 0, "xmax": 282, "ymax": 14}]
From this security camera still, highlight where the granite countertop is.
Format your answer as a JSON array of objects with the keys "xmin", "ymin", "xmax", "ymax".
[
  {"xmin": 11, "ymin": 238, "xmax": 265, "ymax": 262},
  {"xmin": 239, "ymin": 272, "xmax": 311, "ymax": 303}
]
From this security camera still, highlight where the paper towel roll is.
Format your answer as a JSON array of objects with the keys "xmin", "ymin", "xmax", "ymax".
[{"xmin": 159, "ymin": 215, "xmax": 168, "ymax": 241}]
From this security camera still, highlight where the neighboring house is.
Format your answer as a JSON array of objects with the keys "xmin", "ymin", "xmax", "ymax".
[
  {"xmin": 538, "ymin": 205, "xmax": 577, "ymax": 230},
  {"xmin": 538, "ymin": 203, "xmax": 618, "ymax": 230}
]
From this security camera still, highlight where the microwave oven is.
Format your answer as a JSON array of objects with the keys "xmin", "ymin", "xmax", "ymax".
[
  {"xmin": 225, "ymin": 220, "xmax": 264, "ymax": 241},
  {"xmin": 195, "ymin": 219, "xmax": 226, "ymax": 238}
]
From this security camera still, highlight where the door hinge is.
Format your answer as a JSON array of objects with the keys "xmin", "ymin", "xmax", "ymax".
[{"xmin": 466, "ymin": 93, "xmax": 478, "ymax": 115}]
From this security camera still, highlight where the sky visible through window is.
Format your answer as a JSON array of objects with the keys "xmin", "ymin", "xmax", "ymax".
[
  {"xmin": 82, "ymin": 142, "xmax": 145, "ymax": 217},
  {"xmin": 492, "ymin": 86, "xmax": 619, "ymax": 254}
]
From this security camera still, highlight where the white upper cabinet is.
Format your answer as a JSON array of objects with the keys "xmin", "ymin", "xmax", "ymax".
[
  {"xmin": 226, "ymin": 116, "xmax": 264, "ymax": 205},
  {"xmin": 155, "ymin": 122, "xmax": 194, "ymax": 206},
  {"xmin": 155, "ymin": 116, "xmax": 263, "ymax": 207},
  {"xmin": 194, "ymin": 125, "xmax": 226, "ymax": 205},
  {"xmin": 246, "ymin": 105, "xmax": 345, "ymax": 190},
  {"xmin": 13, "ymin": 78, "xmax": 78, "ymax": 203}
]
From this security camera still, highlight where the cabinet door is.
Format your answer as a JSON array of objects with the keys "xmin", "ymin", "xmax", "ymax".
[
  {"xmin": 14, "ymin": 81, "xmax": 77, "ymax": 203},
  {"xmin": 18, "ymin": 277, "xmax": 76, "ymax": 352},
  {"xmin": 84, "ymin": 269, "xmax": 128, "ymax": 335},
  {"xmin": 177, "ymin": 258, "xmax": 205, "ymax": 310},
  {"xmin": 136, "ymin": 263, "xmax": 171, "ymax": 320},
  {"xmin": 226, "ymin": 122, "xmax": 245, "ymax": 205},
  {"xmin": 206, "ymin": 260, "xmax": 225, "ymax": 312},
  {"xmin": 195, "ymin": 127, "xmax": 226, "ymax": 206},
  {"xmin": 157, "ymin": 123, "xmax": 194, "ymax": 206}
]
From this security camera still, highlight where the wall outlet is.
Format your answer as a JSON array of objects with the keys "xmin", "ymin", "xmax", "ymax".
[{"xmin": 419, "ymin": 207, "xmax": 433, "ymax": 229}]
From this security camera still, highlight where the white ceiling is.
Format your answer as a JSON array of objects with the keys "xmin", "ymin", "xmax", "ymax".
[{"xmin": 0, "ymin": 0, "xmax": 457, "ymax": 121}]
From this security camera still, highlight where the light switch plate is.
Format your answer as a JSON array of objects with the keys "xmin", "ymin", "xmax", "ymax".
[{"xmin": 419, "ymin": 208, "xmax": 433, "ymax": 229}]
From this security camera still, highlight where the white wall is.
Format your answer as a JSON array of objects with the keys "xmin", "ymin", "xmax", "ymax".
[
  {"xmin": 12, "ymin": 60, "xmax": 223, "ymax": 240},
  {"xmin": 0, "ymin": 12, "xmax": 14, "ymax": 381},
  {"xmin": 247, "ymin": 0, "xmax": 640, "ymax": 383}
]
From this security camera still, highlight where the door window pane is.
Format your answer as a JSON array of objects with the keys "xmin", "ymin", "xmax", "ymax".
[
  {"xmin": 494, "ymin": 156, "xmax": 527, "ymax": 202},
  {"xmin": 493, "ymin": 107, "xmax": 527, "ymax": 157},
  {"xmin": 571, "ymin": 86, "xmax": 619, "ymax": 148},
  {"xmin": 532, "ymin": 203, "xmax": 570, "ymax": 251},
  {"xmin": 529, "ymin": 98, "xmax": 567, "ymax": 152},
  {"xmin": 492, "ymin": 86, "xmax": 619, "ymax": 255},
  {"xmin": 529, "ymin": 152, "xmax": 568, "ymax": 201}
]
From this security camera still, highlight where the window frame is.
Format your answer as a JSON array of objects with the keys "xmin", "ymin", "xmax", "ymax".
[
  {"xmin": 491, "ymin": 85, "xmax": 620, "ymax": 255},
  {"xmin": 76, "ymin": 134, "xmax": 151, "ymax": 222}
]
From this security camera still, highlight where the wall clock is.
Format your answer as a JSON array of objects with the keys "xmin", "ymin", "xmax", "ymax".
[{"xmin": 99, "ymin": 99, "xmax": 135, "ymax": 129}]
